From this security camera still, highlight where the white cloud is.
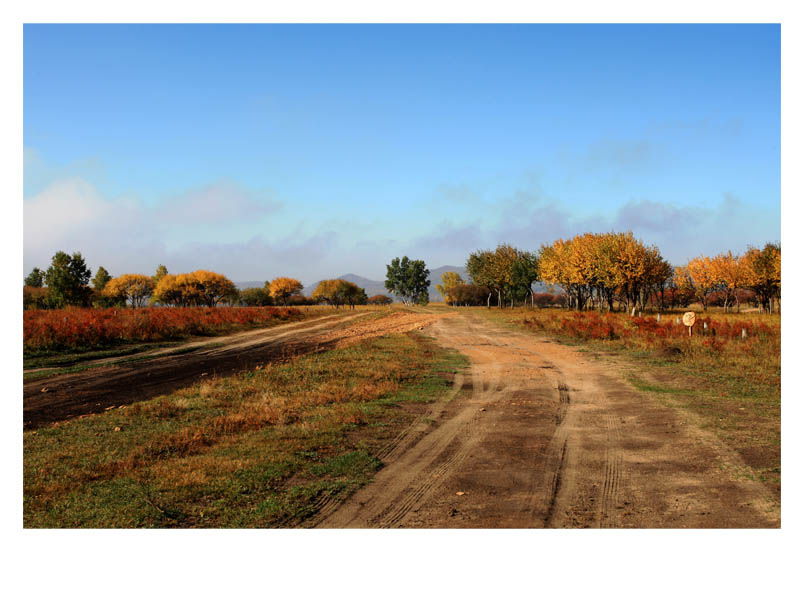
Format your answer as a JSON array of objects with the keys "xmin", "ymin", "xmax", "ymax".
[{"xmin": 23, "ymin": 177, "xmax": 290, "ymax": 280}]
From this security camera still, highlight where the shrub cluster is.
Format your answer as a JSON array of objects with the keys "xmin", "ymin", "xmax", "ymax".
[{"xmin": 24, "ymin": 306, "xmax": 302, "ymax": 353}]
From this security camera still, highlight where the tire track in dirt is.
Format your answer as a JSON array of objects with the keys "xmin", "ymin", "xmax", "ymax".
[
  {"xmin": 314, "ymin": 312, "xmax": 779, "ymax": 528},
  {"xmin": 304, "ymin": 372, "xmax": 466, "ymax": 526},
  {"xmin": 314, "ymin": 360, "xmax": 495, "ymax": 527},
  {"xmin": 24, "ymin": 310, "xmax": 445, "ymax": 430},
  {"xmin": 601, "ymin": 414, "xmax": 623, "ymax": 528}
]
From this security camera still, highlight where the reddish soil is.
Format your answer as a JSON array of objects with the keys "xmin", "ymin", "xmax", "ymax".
[{"xmin": 312, "ymin": 313, "xmax": 779, "ymax": 528}]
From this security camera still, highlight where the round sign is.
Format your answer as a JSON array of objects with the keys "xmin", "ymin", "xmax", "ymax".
[{"xmin": 682, "ymin": 311, "xmax": 696, "ymax": 327}]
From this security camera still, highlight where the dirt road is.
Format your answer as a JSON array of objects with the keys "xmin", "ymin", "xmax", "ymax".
[
  {"xmin": 314, "ymin": 313, "xmax": 779, "ymax": 528},
  {"xmin": 23, "ymin": 310, "xmax": 444, "ymax": 430}
]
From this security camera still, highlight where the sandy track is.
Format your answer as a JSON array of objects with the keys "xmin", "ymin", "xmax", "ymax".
[
  {"xmin": 316, "ymin": 313, "xmax": 779, "ymax": 528},
  {"xmin": 23, "ymin": 310, "xmax": 444, "ymax": 430}
]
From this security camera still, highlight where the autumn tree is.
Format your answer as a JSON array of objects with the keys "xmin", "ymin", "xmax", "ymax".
[
  {"xmin": 709, "ymin": 252, "xmax": 745, "ymax": 312},
  {"xmin": 192, "ymin": 270, "xmax": 238, "ymax": 306},
  {"xmin": 151, "ymin": 270, "xmax": 236, "ymax": 306},
  {"xmin": 25, "ymin": 267, "xmax": 45, "ymax": 288},
  {"xmin": 436, "ymin": 271, "xmax": 464, "ymax": 304},
  {"xmin": 269, "ymin": 277, "xmax": 303, "ymax": 306},
  {"xmin": 312, "ymin": 279, "xmax": 346, "ymax": 308},
  {"xmin": 742, "ymin": 243, "xmax": 781, "ymax": 313},
  {"xmin": 44, "ymin": 251, "xmax": 92, "ymax": 308},
  {"xmin": 671, "ymin": 266, "xmax": 696, "ymax": 308},
  {"xmin": 612, "ymin": 233, "xmax": 652, "ymax": 313},
  {"xmin": 153, "ymin": 274, "xmax": 180, "ymax": 306},
  {"xmin": 538, "ymin": 232, "xmax": 670, "ymax": 312},
  {"xmin": 539, "ymin": 238, "xmax": 586, "ymax": 310},
  {"xmin": 642, "ymin": 246, "xmax": 672, "ymax": 312},
  {"xmin": 385, "ymin": 257, "xmax": 430, "ymax": 305},
  {"xmin": 103, "ymin": 274, "xmax": 155, "ymax": 308},
  {"xmin": 686, "ymin": 255, "xmax": 716, "ymax": 311},
  {"xmin": 368, "ymin": 294, "xmax": 393, "ymax": 305}
]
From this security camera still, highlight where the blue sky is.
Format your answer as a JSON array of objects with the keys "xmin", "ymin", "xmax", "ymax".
[{"xmin": 23, "ymin": 24, "xmax": 780, "ymax": 284}]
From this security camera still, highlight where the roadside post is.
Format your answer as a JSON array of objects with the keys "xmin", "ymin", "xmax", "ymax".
[{"xmin": 683, "ymin": 311, "xmax": 696, "ymax": 337}]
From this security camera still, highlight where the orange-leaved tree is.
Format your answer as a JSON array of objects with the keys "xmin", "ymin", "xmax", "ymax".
[{"xmin": 709, "ymin": 252, "xmax": 744, "ymax": 312}]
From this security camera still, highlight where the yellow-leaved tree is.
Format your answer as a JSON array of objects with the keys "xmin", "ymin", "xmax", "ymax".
[
  {"xmin": 538, "ymin": 231, "xmax": 670, "ymax": 312},
  {"xmin": 269, "ymin": 277, "xmax": 303, "ymax": 306},
  {"xmin": 152, "ymin": 270, "xmax": 236, "ymax": 306},
  {"xmin": 436, "ymin": 271, "xmax": 464, "ymax": 305},
  {"xmin": 193, "ymin": 270, "xmax": 238, "ymax": 306},
  {"xmin": 311, "ymin": 279, "xmax": 341, "ymax": 307},
  {"xmin": 103, "ymin": 274, "xmax": 155, "ymax": 308},
  {"xmin": 687, "ymin": 255, "xmax": 715, "ymax": 311},
  {"xmin": 709, "ymin": 252, "xmax": 744, "ymax": 312},
  {"xmin": 741, "ymin": 243, "xmax": 781, "ymax": 313}
]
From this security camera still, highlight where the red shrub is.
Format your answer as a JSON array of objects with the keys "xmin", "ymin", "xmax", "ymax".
[{"xmin": 24, "ymin": 306, "xmax": 302, "ymax": 353}]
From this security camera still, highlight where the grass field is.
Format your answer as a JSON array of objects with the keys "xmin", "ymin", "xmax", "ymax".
[
  {"xmin": 451, "ymin": 305, "xmax": 781, "ymax": 495},
  {"xmin": 24, "ymin": 331, "xmax": 467, "ymax": 528}
]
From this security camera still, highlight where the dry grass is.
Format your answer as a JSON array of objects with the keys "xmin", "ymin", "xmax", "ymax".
[{"xmin": 24, "ymin": 331, "xmax": 467, "ymax": 528}]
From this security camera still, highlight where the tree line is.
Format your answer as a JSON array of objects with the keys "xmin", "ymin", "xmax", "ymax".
[
  {"xmin": 23, "ymin": 251, "xmax": 390, "ymax": 310},
  {"xmin": 24, "ymin": 237, "xmax": 782, "ymax": 314},
  {"xmin": 674, "ymin": 243, "xmax": 781, "ymax": 313},
  {"xmin": 433, "ymin": 234, "xmax": 779, "ymax": 313}
]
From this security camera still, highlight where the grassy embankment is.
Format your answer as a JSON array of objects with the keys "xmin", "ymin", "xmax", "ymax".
[
  {"xmin": 450, "ymin": 305, "xmax": 781, "ymax": 495},
  {"xmin": 24, "ymin": 330, "xmax": 468, "ymax": 528}
]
